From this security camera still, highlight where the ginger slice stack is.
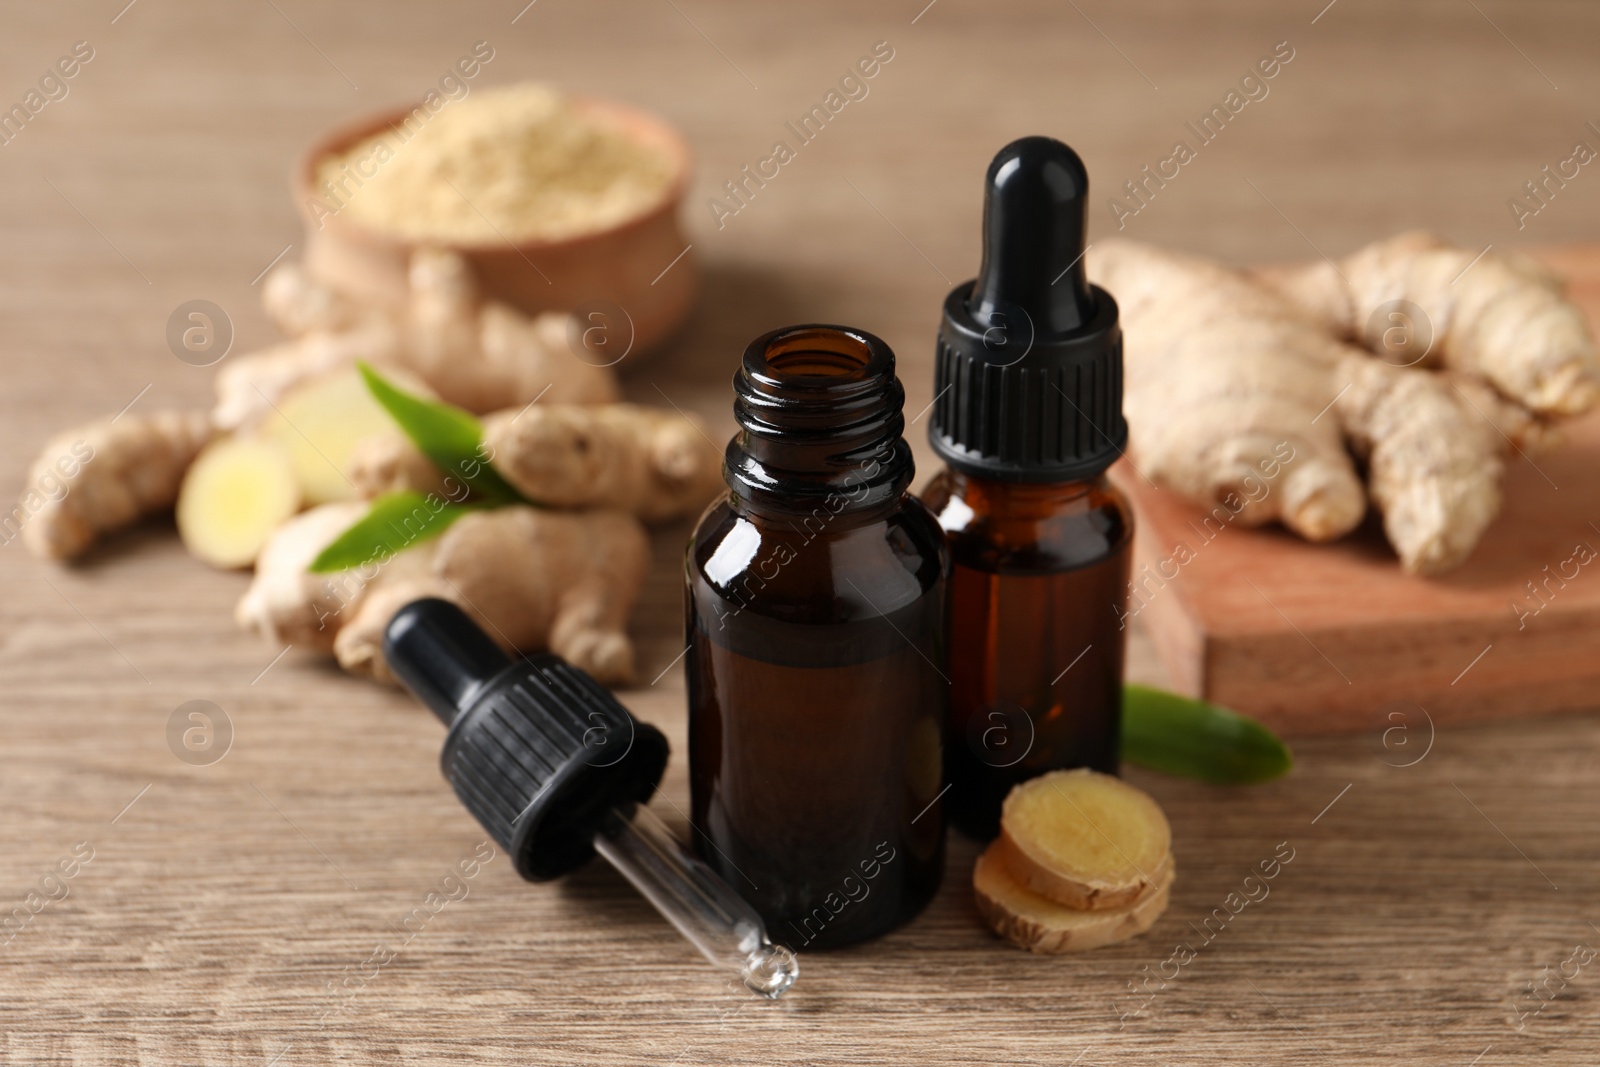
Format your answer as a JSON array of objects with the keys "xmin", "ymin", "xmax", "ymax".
[{"xmin": 975, "ymin": 770, "xmax": 1174, "ymax": 954}]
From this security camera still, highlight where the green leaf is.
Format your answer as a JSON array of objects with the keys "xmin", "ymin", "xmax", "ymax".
[
  {"xmin": 357, "ymin": 362, "xmax": 524, "ymax": 504},
  {"xmin": 308, "ymin": 491, "xmax": 475, "ymax": 574},
  {"xmin": 1122, "ymin": 684, "xmax": 1293, "ymax": 784}
]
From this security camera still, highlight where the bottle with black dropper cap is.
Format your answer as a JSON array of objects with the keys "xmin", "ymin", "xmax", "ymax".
[{"xmin": 920, "ymin": 137, "xmax": 1133, "ymax": 840}]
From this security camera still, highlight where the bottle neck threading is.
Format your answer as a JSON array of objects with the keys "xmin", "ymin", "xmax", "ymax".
[{"xmin": 725, "ymin": 325, "xmax": 915, "ymax": 521}]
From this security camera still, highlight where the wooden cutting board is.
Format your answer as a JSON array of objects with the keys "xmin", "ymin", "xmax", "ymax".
[{"xmin": 1109, "ymin": 245, "xmax": 1600, "ymax": 736}]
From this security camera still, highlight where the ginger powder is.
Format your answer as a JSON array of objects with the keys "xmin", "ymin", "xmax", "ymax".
[{"xmin": 315, "ymin": 84, "xmax": 675, "ymax": 244}]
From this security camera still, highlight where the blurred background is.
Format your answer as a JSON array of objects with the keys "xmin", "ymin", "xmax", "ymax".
[
  {"xmin": 5, "ymin": 0, "xmax": 1598, "ymax": 449},
  {"xmin": 4, "ymin": 2, "xmax": 1599, "ymax": 1064}
]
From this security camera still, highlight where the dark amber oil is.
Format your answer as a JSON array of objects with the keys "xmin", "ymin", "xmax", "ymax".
[
  {"xmin": 921, "ymin": 470, "xmax": 1131, "ymax": 839},
  {"xmin": 924, "ymin": 136, "xmax": 1134, "ymax": 840},
  {"xmin": 685, "ymin": 326, "xmax": 947, "ymax": 951}
]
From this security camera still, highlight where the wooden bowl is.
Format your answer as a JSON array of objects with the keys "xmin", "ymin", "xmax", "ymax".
[{"xmin": 292, "ymin": 95, "xmax": 698, "ymax": 362}]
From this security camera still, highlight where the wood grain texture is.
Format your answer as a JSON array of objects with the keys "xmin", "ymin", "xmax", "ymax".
[
  {"xmin": 1114, "ymin": 251, "xmax": 1600, "ymax": 735},
  {"xmin": 3, "ymin": 2, "xmax": 1600, "ymax": 1064}
]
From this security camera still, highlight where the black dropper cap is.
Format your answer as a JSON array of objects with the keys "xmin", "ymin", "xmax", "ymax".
[
  {"xmin": 928, "ymin": 136, "xmax": 1126, "ymax": 483},
  {"xmin": 383, "ymin": 599, "xmax": 669, "ymax": 881}
]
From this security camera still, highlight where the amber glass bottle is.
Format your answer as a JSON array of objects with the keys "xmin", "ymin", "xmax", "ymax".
[
  {"xmin": 924, "ymin": 136, "xmax": 1132, "ymax": 839},
  {"xmin": 685, "ymin": 325, "xmax": 947, "ymax": 950},
  {"xmin": 921, "ymin": 472, "xmax": 1131, "ymax": 838}
]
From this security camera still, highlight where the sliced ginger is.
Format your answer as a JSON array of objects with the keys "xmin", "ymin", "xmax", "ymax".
[
  {"xmin": 177, "ymin": 436, "xmax": 302, "ymax": 569},
  {"xmin": 999, "ymin": 769, "xmax": 1172, "ymax": 911},
  {"xmin": 975, "ymin": 842, "xmax": 1172, "ymax": 954},
  {"xmin": 261, "ymin": 367, "xmax": 416, "ymax": 504}
]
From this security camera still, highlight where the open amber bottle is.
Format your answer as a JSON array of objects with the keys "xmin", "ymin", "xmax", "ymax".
[
  {"xmin": 921, "ymin": 137, "xmax": 1133, "ymax": 840},
  {"xmin": 685, "ymin": 325, "xmax": 947, "ymax": 950}
]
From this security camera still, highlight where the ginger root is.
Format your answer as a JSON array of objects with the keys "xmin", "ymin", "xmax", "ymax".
[
  {"xmin": 349, "ymin": 403, "xmax": 724, "ymax": 524},
  {"xmin": 346, "ymin": 433, "xmax": 452, "ymax": 500},
  {"xmin": 259, "ymin": 366, "xmax": 436, "ymax": 505},
  {"xmin": 404, "ymin": 249, "xmax": 617, "ymax": 414},
  {"xmin": 261, "ymin": 258, "xmax": 374, "ymax": 338},
  {"xmin": 1089, "ymin": 236, "xmax": 1598, "ymax": 574},
  {"xmin": 239, "ymin": 503, "xmax": 649, "ymax": 685},
  {"xmin": 1255, "ymin": 231, "xmax": 1600, "ymax": 415},
  {"xmin": 1090, "ymin": 240, "xmax": 1370, "ymax": 544},
  {"xmin": 997, "ymin": 769, "xmax": 1173, "ymax": 911},
  {"xmin": 16, "ymin": 411, "xmax": 213, "ymax": 562},
  {"xmin": 216, "ymin": 253, "xmax": 618, "ymax": 431},
  {"xmin": 1331, "ymin": 356, "xmax": 1505, "ymax": 576},
  {"xmin": 176, "ymin": 436, "xmax": 302, "ymax": 569},
  {"xmin": 975, "ymin": 770, "xmax": 1174, "ymax": 953},
  {"xmin": 212, "ymin": 327, "xmax": 401, "ymax": 432},
  {"xmin": 235, "ymin": 501, "xmax": 370, "ymax": 652},
  {"xmin": 482, "ymin": 404, "xmax": 723, "ymax": 523},
  {"xmin": 20, "ymin": 251, "xmax": 657, "ymax": 689},
  {"xmin": 974, "ymin": 842, "xmax": 1172, "ymax": 955}
]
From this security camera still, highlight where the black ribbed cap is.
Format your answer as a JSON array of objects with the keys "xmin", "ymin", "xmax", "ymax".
[
  {"xmin": 929, "ymin": 137, "xmax": 1126, "ymax": 483},
  {"xmin": 383, "ymin": 599, "xmax": 669, "ymax": 882}
]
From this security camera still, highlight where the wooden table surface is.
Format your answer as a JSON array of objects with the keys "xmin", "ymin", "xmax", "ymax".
[{"xmin": 4, "ymin": 1, "xmax": 1600, "ymax": 1063}]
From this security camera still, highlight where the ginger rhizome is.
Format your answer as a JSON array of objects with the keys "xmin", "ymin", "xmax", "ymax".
[
  {"xmin": 22, "ymin": 411, "xmax": 213, "ymax": 562},
  {"xmin": 1089, "ymin": 235, "xmax": 1600, "ymax": 574},
  {"xmin": 215, "ymin": 251, "xmax": 618, "ymax": 431},
  {"xmin": 18, "ymin": 247, "xmax": 692, "ymax": 691},
  {"xmin": 240, "ymin": 503, "xmax": 649, "ymax": 686},
  {"xmin": 997, "ymin": 769, "xmax": 1173, "ymax": 910},
  {"xmin": 259, "ymin": 366, "xmax": 432, "ymax": 505},
  {"xmin": 1255, "ymin": 231, "xmax": 1599, "ymax": 415},
  {"xmin": 975, "ymin": 770, "xmax": 1174, "ymax": 954},
  {"xmin": 349, "ymin": 402, "xmax": 724, "ymax": 524},
  {"xmin": 974, "ymin": 843, "xmax": 1173, "ymax": 955}
]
